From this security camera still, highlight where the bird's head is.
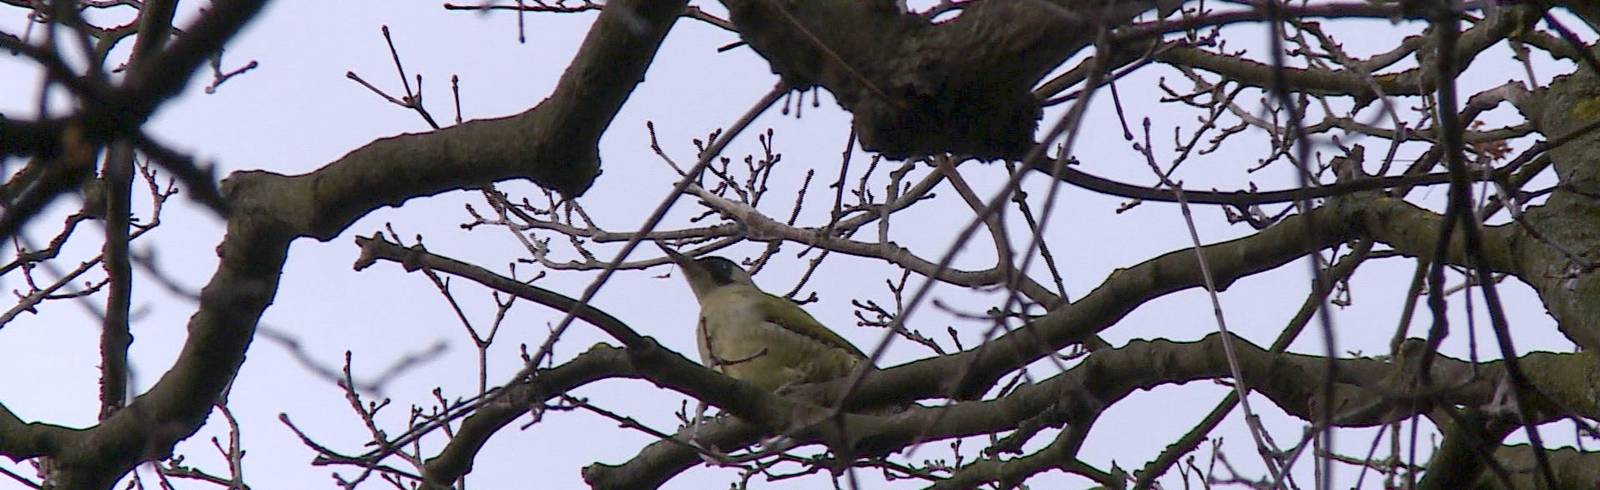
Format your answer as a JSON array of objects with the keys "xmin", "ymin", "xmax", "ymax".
[{"xmin": 658, "ymin": 245, "xmax": 755, "ymax": 300}]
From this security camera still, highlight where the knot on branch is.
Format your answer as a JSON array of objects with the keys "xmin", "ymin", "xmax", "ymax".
[
  {"xmin": 727, "ymin": 0, "xmax": 1103, "ymax": 160},
  {"xmin": 620, "ymin": 335, "xmax": 667, "ymax": 368},
  {"xmin": 352, "ymin": 234, "xmax": 428, "ymax": 272},
  {"xmin": 217, "ymin": 170, "xmax": 311, "ymax": 238}
]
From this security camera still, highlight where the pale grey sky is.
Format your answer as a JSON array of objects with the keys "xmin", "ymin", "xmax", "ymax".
[{"xmin": 0, "ymin": 2, "xmax": 1587, "ymax": 488}]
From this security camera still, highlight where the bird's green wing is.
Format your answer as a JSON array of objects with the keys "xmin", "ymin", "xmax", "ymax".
[{"xmin": 757, "ymin": 293, "xmax": 869, "ymax": 360}]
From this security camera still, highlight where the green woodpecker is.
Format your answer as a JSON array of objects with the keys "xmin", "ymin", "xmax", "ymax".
[{"xmin": 660, "ymin": 246, "xmax": 869, "ymax": 392}]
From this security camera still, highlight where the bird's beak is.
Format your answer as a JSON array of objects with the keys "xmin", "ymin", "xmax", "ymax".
[
  {"xmin": 656, "ymin": 242, "xmax": 695, "ymax": 269},
  {"xmin": 657, "ymin": 242, "xmax": 713, "ymax": 300}
]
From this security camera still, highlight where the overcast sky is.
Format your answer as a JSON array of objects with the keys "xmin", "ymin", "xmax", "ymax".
[{"xmin": 0, "ymin": 2, "xmax": 1590, "ymax": 488}]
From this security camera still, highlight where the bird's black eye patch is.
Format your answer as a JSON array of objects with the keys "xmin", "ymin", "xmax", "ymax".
[{"xmin": 698, "ymin": 257, "xmax": 742, "ymax": 285}]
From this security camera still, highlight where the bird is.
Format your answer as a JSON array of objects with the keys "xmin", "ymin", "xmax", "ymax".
[{"xmin": 658, "ymin": 245, "xmax": 869, "ymax": 393}]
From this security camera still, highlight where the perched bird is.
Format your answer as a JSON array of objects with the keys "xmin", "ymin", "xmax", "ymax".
[{"xmin": 660, "ymin": 246, "xmax": 869, "ymax": 393}]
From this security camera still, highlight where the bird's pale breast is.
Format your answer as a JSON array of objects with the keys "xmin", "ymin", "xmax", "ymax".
[{"xmin": 697, "ymin": 287, "xmax": 862, "ymax": 391}]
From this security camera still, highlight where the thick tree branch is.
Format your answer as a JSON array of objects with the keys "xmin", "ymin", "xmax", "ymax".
[
  {"xmin": 422, "ymin": 344, "xmax": 636, "ymax": 489},
  {"xmin": 1507, "ymin": 68, "xmax": 1600, "ymax": 351},
  {"xmin": 590, "ymin": 330, "xmax": 1597, "ymax": 487},
  {"xmin": 225, "ymin": 2, "xmax": 688, "ymax": 241},
  {"xmin": 1153, "ymin": 3, "xmax": 1537, "ymax": 104},
  {"xmin": 1038, "ymin": 158, "xmax": 1520, "ymax": 207},
  {"xmin": 1415, "ymin": 408, "xmax": 1519, "ymax": 490},
  {"xmin": 0, "ymin": 0, "xmax": 265, "ymax": 161},
  {"xmin": 1472, "ymin": 444, "xmax": 1600, "ymax": 488},
  {"xmin": 0, "ymin": 1, "xmax": 689, "ymax": 487}
]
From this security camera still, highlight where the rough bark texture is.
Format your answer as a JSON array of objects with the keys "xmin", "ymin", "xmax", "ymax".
[
  {"xmin": 1511, "ymin": 70, "xmax": 1600, "ymax": 351},
  {"xmin": 721, "ymin": 0, "xmax": 1176, "ymax": 160}
]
